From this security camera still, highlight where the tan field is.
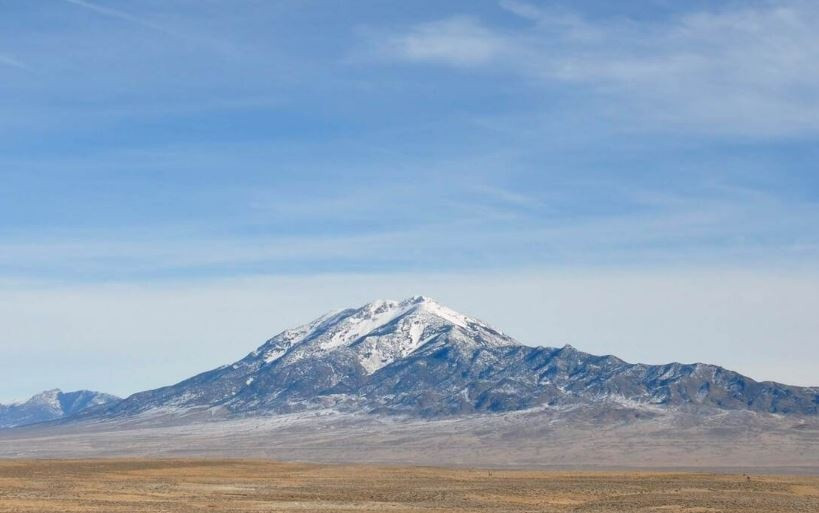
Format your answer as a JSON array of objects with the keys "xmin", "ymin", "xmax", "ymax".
[{"xmin": 0, "ymin": 460, "xmax": 817, "ymax": 512}]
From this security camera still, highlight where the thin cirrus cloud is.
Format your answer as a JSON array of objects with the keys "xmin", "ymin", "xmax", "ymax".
[
  {"xmin": 1, "ymin": 180, "xmax": 816, "ymax": 280},
  {"xmin": 386, "ymin": 15, "xmax": 510, "ymax": 67},
  {"xmin": 61, "ymin": 0, "xmax": 181, "ymax": 37},
  {"xmin": 0, "ymin": 53, "xmax": 27, "ymax": 70},
  {"xmin": 381, "ymin": 0, "xmax": 819, "ymax": 137}
]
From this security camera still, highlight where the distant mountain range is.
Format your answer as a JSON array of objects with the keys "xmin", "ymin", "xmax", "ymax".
[
  {"xmin": 0, "ymin": 389, "xmax": 119, "ymax": 428},
  {"xmin": 69, "ymin": 296, "xmax": 816, "ymax": 422}
]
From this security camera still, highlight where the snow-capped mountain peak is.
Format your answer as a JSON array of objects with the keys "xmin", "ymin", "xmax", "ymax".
[
  {"xmin": 92, "ymin": 297, "xmax": 818, "ymax": 420},
  {"xmin": 27, "ymin": 389, "xmax": 63, "ymax": 412},
  {"xmin": 251, "ymin": 296, "xmax": 513, "ymax": 373}
]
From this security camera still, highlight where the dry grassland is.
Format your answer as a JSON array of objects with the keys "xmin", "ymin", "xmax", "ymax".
[{"xmin": 0, "ymin": 459, "xmax": 817, "ymax": 512}]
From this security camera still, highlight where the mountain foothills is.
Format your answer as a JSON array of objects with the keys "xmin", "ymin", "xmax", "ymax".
[
  {"xmin": 0, "ymin": 389, "xmax": 119, "ymax": 428},
  {"xmin": 76, "ymin": 296, "xmax": 817, "ymax": 421}
]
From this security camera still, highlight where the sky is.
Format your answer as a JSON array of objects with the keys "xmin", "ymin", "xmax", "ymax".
[{"xmin": 1, "ymin": 0, "xmax": 818, "ymax": 402}]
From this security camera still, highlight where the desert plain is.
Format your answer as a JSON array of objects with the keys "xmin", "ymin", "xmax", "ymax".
[{"xmin": 0, "ymin": 459, "xmax": 817, "ymax": 513}]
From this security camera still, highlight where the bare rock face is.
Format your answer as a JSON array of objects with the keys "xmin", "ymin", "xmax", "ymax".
[{"xmin": 88, "ymin": 296, "xmax": 818, "ymax": 420}]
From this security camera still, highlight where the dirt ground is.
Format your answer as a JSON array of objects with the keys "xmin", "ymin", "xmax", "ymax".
[{"xmin": 0, "ymin": 460, "xmax": 817, "ymax": 512}]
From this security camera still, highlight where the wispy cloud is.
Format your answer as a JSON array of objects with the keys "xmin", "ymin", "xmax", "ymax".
[
  {"xmin": 379, "ymin": 0, "xmax": 819, "ymax": 137},
  {"xmin": 0, "ymin": 53, "xmax": 28, "ymax": 71},
  {"xmin": 63, "ymin": 0, "xmax": 180, "ymax": 37},
  {"xmin": 1, "ymin": 179, "xmax": 816, "ymax": 280},
  {"xmin": 387, "ymin": 16, "xmax": 509, "ymax": 67}
]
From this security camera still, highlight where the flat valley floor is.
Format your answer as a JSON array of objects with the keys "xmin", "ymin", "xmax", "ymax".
[{"xmin": 0, "ymin": 460, "xmax": 817, "ymax": 513}]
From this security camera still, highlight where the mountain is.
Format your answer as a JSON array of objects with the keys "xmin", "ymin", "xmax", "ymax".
[
  {"xmin": 93, "ymin": 296, "xmax": 818, "ymax": 420},
  {"xmin": 0, "ymin": 389, "xmax": 120, "ymax": 428}
]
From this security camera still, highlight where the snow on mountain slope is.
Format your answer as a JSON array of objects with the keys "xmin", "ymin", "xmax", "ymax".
[
  {"xmin": 251, "ymin": 296, "xmax": 515, "ymax": 374},
  {"xmin": 90, "ymin": 296, "xmax": 819, "ymax": 419}
]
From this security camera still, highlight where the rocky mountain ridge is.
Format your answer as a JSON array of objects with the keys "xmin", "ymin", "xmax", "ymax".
[
  {"xmin": 87, "ymin": 296, "xmax": 817, "ymax": 419},
  {"xmin": 0, "ymin": 389, "xmax": 120, "ymax": 428}
]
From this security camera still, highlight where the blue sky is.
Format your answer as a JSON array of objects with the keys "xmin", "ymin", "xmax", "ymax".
[{"xmin": 1, "ymin": 1, "xmax": 818, "ymax": 400}]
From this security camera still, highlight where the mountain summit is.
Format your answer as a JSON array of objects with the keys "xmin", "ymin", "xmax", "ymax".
[
  {"xmin": 0, "ymin": 389, "xmax": 120, "ymax": 428},
  {"xmin": 251, "ymin": 296, "xmax": 516, "ymax": 374},
  {"xmin": 95, "ymin": 297, "xmax": 816, "ymax": 419}
]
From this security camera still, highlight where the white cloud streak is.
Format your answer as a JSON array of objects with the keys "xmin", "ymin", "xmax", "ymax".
[
  {"xmin": 0, "ymin": 53, "xmax": 28, "ymax": 70},
  {"xmin": 63, "ymin": 0, "xmax": 180, "ymax": 37},
  {"xmin": 382, "ymin": 0, "xmax": 819, "ymax": 137},
  {"xmin": 0, "ymin": 184, "xmax": 816, "ymax": 278},
  {"xmin": 388, "ymin": 16, "xmax": 509, "ymax": 66}
]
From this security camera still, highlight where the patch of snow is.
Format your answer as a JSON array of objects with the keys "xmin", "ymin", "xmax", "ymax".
[
  {"xmin": 253, "ymin": 296, "xmax": 517, "ymax": 371},
  {"xmin": 264, "ymin": 348, "xmax": 288, "ymax": 363},
  {"xmin": 408, "ymin": 321, "xmax": 424, "ymax": 348},
  {"xmin": 319, "ymin": 300, "xmax": 409, "ymax": 351},
  {"xmin": 415, "ymin": 300, "xmax": 469, "ymax": 328},
  {"xmin": 30, "ymin": 389, "xmax": 63, "ymax": 411}
]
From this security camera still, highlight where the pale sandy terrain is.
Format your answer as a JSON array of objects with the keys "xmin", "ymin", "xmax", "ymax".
[
  {"xmin": 0, "ymin": 459, "xmax": 817, "ymax": 512},
  {"xmin": 1, "ymin": 408, "xmax": 817, "ymax": 471}
]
